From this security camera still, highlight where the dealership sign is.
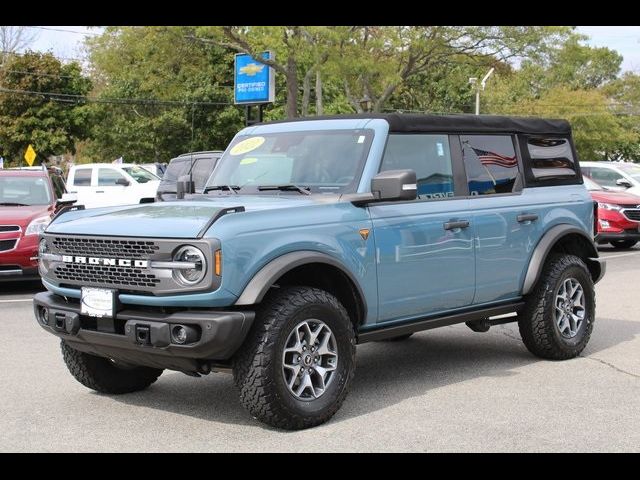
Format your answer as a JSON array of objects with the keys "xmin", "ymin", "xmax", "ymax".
[{"xmin": 234, "ymin": 52, "xmax": 275, "ymax": 105}]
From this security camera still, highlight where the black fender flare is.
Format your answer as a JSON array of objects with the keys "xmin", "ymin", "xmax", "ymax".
[
  {"xmin": 234, "ymin": 251, "xmax": 367, "ymax": 317},
  {"xmin": 521, "ymin": 224, "xmax": 605, "ymax": 295}
]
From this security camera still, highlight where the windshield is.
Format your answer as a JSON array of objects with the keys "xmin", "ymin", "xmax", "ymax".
[
  {"xmin": 583, "ymin": 176, "xmax": 603, "ymax": 191},
  {"xmin": 206, "ymin": 129, "xmax": 374, "ymax": 194},
  {"xmin": 0, "ymin": 176, "xmax": 51, "ymax": 205},
  {"xmin": 122, "ymin": 166, "xmax": 159, "ymax": 183},
  {"xmin": 616, "ymin": 163, "xmax": 640, "ymax": 181}
]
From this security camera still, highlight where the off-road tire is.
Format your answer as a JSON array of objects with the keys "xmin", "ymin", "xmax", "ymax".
[
  {"xmin": 61, "ymin": 341, "xmax": 163, "ymax": 394},
  {"xmin": 233, "ymin": 286, "xmax": 356, "ymax": 430},
  {"xmin": 378, "ymin": 333, "xmax": 414, "ymax": 342},
  {"xmin": 519, "ymin": 254, "xmax": 595, "ymax": 360},
  {"xmin": 610, "ymin": 239, "xmax": 637, "ymax": 249}
]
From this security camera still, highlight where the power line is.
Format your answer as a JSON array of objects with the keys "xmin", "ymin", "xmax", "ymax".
[
  {"xmin": 25, "ymin": 26, "xmax": 101, "ymax": 37},
  {"xmin": 0, "ymin": 68, "xmax": 80, "ymax": 79},
  {"xmin": 0, "ymin": 86, "xmax": 238, "ymax": 107},
  {"xmin": 0, "ymin": 49, "xmax": 87, "ymax": 64}
]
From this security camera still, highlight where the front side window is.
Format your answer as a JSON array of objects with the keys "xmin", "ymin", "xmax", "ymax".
[
  {"xmin": 589, "ymin": 167, "xmax": 624, "ymax": 188},
  {"xmin": 207, "ymin": 130, "xmax": 374, "ymax": 194},
  {"xmin": 461, "ymin": 135, "xmax": 518, "ymax": 195},
  {"xmin": 380, "ymin": 134, "xmax": 454, "ymax": 200},
  {"xmin": 72, "ymin": 168, "xmax": 92, "ymax": 186},
  {"xmin": 98, "ymin": 168, "xmax": 127, "ymax": 186},
  {"xmin": 0, "ymin": 176, "xmax": 51, "ymax": 205},
  {"xmin": 122, "ymin": 166, "xmax": 159, "ymax": 183},
  {"xmin": 192, "ymin": 157, "xmax": 217, "ymax": 191},
  {"xmin": 51, "ymin": 175, "xmax": 66, "ymax": 199}
]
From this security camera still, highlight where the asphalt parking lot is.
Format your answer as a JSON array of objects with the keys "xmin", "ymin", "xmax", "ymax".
[{"xmin": 1, "ymin": 246, "xmax": 639, "ymax": 452}]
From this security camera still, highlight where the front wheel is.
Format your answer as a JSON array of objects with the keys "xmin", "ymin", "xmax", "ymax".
[
  {"xmin": 519, "ymin": 254, "xmax": 595, "ymax": 360},
  {"xmin": 233, "ymin": 286, "xmax": 356, "ymax": 430},
  {"xmin": 610, "ymin": 239, "xmax": 637, "ymax": 249}
]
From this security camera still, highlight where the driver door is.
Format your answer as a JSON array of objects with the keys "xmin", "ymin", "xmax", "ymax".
[{"xmin": 94, "ymin": 168, "xmax": 130, "ymax": 207}]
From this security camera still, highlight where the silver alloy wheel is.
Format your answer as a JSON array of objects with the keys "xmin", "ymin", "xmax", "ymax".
[
  {"xmin": 554, "ymin": 277, "xmax": 586, "ymax": 339},
  {"xmin": 282, "ymin": 319, "xmax": 338, "ymax": 401}
]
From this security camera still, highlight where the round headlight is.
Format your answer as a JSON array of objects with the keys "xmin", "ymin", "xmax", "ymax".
[
  {"xmin": 38, "ymin": 239, "xmax": 49, "ymax": 276},
  {"xmin": 172, "ymin": 246, "xmax": 206, "ymax": 285}
]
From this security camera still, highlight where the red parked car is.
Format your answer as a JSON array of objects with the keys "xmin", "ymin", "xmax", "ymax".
[
  {"xmin": 584, "ymin": 175, "xmax": 640, "ymax": 249},
  {"xmin": 0, "ymin": 168, "xmax": 67, "ymax": 281}
]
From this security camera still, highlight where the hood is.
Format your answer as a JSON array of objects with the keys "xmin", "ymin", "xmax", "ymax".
[
  {"xmin": 45, "ymin": 195, "xmax": 324, "ymax": 238},
  {"xmin": 590, "ymin": 189, "xmax": 640, "ymax": 206},
  {"xmin": 0, "ymin": 204, "xmax": 52, "ymax": 228}
]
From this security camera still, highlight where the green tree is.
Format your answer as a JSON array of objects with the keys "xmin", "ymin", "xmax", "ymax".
[
  {"xmin": 84, "ymin": 26, "xmax": 242, "ymax": 163},
  {"xmin": 0, "ymin": 51, "xmax": 92, "ymax": 164}
]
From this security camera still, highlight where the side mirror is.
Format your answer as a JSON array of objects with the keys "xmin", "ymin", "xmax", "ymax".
[
  {"xmin": 55, "ymin": 193, "xmax": 77, "ymax": 212},
  {"xmin": 176, "ymin": 175, "xmax": 195, "ymax": 200},
  {"xmin": 115, "ymin": 178, "xmax": 130, "ymax": 186},
  {"xmin": 371, "ymin": 169, "xmax": 417, "ymax": 202},
  {"xmin": 616, "ymin": 178, "xmax": 632, "ymax": 188}
]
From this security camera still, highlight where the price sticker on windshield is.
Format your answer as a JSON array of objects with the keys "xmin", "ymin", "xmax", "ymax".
[{"xmin": 230, "ymin": 137, "xmax": 265, "ymax": 156}]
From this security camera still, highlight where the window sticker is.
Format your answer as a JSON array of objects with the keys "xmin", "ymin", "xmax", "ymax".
[
  {"xmin": 230, "ymin": 137, "xmax": 266, "ymax": 156},
  {"xmin": 240, "ymin": 157, "xmax": 258, "ymax": 165},
  {"xmin": 357, "ymin": 135, "xmax": 365, "ymax": 144},
  {"xmin": 436, "ymin": 142, "xmax": 444, "ymax": 157}
]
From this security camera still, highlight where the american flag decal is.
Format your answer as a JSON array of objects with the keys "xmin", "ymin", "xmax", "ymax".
[{"xmin": 471, "ymin": 147, "xmax": 517, "ymax": 168}]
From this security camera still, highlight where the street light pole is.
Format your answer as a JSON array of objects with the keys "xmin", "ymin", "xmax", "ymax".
[{"xmin": 470, "ymin": 67, "xmax": 495, "ymax": 115}]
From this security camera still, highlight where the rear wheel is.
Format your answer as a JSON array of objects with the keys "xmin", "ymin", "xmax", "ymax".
[
  {"xmin": 519, "ymin": 254, "xmax": 595, "ymax": 360},
  {"xmin": 610, "ymin": 239, "xmax": 637, "ymax": 249},
  {"xmin": 233, "ymin": 286, "xmax": 356, "ymax": 430},
  {"xmin": 61, "ymin": 341, "xmax": 163, "ymax": 394}
]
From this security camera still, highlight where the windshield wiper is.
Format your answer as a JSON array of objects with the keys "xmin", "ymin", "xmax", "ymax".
[
  {"xmin": 204, "ymin": 185, "xmax": 240, "ymax": 194},
  {"xmin": 257, "ymin": 184, "xmax": 311, "ymax": 195},
  {"xmin": 0, "ymin": 202, "xmax": 29, "ymax": 206}
]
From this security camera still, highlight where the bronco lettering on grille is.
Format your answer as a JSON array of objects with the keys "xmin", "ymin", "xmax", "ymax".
[{"xmin": 61, "ymin": 255, "xmax": 148, "ymax": 268}]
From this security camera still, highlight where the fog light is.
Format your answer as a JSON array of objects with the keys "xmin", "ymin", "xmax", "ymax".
[
  {"xmin": 38, "ymin": 307, "xmax": 49, "ymax": 325},
  {"xmin": 171, "ymin": 324, "xmax": 198, "ymax": 345},
  {"xmin": 599, "ymin": 219, "xmax": 610, "ymax": 229}
]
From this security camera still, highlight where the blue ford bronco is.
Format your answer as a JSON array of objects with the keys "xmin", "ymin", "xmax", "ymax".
[{"xmin": 35, "ymin": 114, "xmax": 605, "ymax": 429}]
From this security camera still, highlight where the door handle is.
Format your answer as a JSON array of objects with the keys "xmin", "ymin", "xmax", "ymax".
[
  {"xmin": 96, "ymin": 190, "xmax": 105, "ymax": 193},
  {"xmin": 443, "ymin": 220, "xmax": 470, "ymax": 231},
  {"xmin": 517, "ymin": 213, "xmax": 539, "ymax": 223}
]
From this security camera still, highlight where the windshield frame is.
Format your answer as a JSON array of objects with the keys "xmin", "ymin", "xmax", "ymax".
[
  {"xmin": 205, "ymin": 128, "xmax": 375, "ymax": 195},
  {"xmin": 0, "ymin": 175, "xmax": 52, "ymax": 206}
]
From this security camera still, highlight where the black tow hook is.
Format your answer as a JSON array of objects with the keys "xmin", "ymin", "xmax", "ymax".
[{"xmin": 135, "ymin": 325, "xmax": 152, "ymax": 346}]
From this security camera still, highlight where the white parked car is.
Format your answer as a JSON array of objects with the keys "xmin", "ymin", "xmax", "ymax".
[
  {"xmin": 66, "ymin": 163, "xmax": 160, "ymax": 209},
  {"xmin": 580, "ymin": 161, "xmax": 640, "ymax": 196}
]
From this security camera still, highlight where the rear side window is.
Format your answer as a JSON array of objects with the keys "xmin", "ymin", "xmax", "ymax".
[
  {"xmin": 461, "ymin": 135, "xmax": 518, "ymax": 195},
  {"xmin": 380, "ymin": 134, "xmax": 454, "ymax": 200},
  {"xmin": 526, "ymin": 137, "xmax": 577, "ymax": 181},
  {"xmin": 163, "ymin": 159, "xmax": 190, "ymax": 183},
  {"xmin": 72, "ymin": 168, "xmax": 91, "ymax": 186}
]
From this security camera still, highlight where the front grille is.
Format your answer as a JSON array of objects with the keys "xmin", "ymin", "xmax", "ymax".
[
  {"xmin": 0, "ymin": 225, "xmax": 20, "ymax": 233},
  {"xmin": 0, "ymin": 239, "xmax": 17, "ymax": 252},
  {"xmin": 51, "ymin": 236, "xmax": 159, "ymax": 259},
  {"xmin": 54, "ymin": 263, "xmax": 161, "ymax": 288},
  {"xmin": 622, "ymin": 209, "xmax": 640, "ymax": 221}
]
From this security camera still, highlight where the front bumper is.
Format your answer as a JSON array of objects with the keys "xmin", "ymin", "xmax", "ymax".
[
  {"xmin": 0, "ymin": 266, "xmax": 39, "ymax": 281},
  {"xmin": 595, "ymin": 230, "xmax": 640, "ymax": 244},
  {"xmin": 33, "ymin": 291, "xmax": 254, "ymax": 373},
  {"xmin": 0, "ymin": 235, "xmax": 39, "ymax": 281}
]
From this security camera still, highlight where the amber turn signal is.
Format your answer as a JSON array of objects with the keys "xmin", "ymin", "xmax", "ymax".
[{"xmin": 214, "ymin": 249, "xmax": 222, "ymax": 276}]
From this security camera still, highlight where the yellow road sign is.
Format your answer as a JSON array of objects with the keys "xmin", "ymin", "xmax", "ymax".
[{"xmin": 24, "ymin": 145, "xmax": 37, "ymax": 166}]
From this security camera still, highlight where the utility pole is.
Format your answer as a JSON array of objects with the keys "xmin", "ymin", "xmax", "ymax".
[{"xmin": 469, "ymin": 67, "xmax": 495, "ymax": 115}]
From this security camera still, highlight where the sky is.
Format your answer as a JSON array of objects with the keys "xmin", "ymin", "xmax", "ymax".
[{"xmin": 19, "ymin": 25, "xmax": 640, "ymax": 74}]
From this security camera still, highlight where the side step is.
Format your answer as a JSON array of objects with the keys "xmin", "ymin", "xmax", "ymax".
[{"xmin": 357, "ymin": 302, "xmax": 524, "ymax": 343}]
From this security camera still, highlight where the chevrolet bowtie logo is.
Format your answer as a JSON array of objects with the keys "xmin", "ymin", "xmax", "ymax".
[
  {"xmin": 239, "ymin": 63, "xmax": 265, "ymax": 76},
  {"xmin": 62, "ymin": 256, "xmax": 148, "ymax": 268}
]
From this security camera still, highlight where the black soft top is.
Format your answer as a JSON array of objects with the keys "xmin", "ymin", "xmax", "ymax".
[{"xmin": 264, "ymin": 113, "xmax": 571, "ymax": 136}]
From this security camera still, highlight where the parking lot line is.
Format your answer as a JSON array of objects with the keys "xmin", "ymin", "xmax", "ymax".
[
  {"xmin": 600, "ymin": 250, "xmax": 640, "ymax": 260},
  {"xmin": 0, "ymin": 299, "xmax": 33, "ymax": 303}
]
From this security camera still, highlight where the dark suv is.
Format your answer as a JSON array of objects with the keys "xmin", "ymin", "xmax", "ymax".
[{"xmin": 157, "ymin": 151, "xmax": 222, "ymax": 200}]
